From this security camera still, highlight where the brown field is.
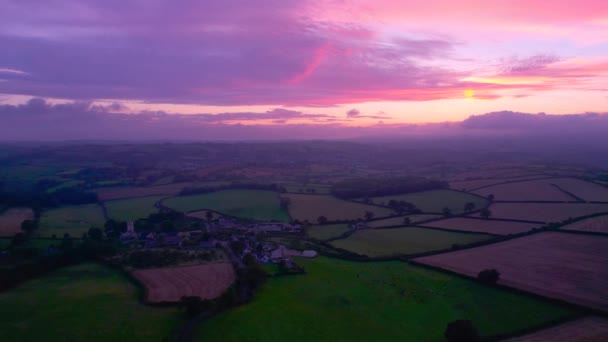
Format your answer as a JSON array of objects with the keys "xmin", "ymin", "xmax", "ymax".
[
  {"xmin": 95, "ymin": 182, "xmax": 190, "ymax": 201},
  {"xmin": 449, "ymin": 176, "xmax": 550, "ymax": 191},
  {"xmin": 505, "ymin": 316, "xmax": 608, "ymax": 342},
  {"xmin": 548, "ymin": 178, "xmax": 608, "ymax": 202},
  {"xmin": 132, "ymin": 263, "xmax": 235, "ymax": 303},
  {"xmin": 415, "ymin": 232, "xmax": 608, "ymax": 311},
  {"xmin": 488, "ymin": 203, "xmax": 608, "ymax": 223},
  {"xmin": 0, "ymin": 208, "xmax": 34, "ymax": 236},
  {"xmin": 424, "ymin": 217, "xmax": 541, "ymax": 235},
  {"xmin": 473, "ymin": 178, "xmax": 576, "ymax": 201},
  {"xmin": 561, "ymin": 215, "xmax": 608, "ymax": 234}
]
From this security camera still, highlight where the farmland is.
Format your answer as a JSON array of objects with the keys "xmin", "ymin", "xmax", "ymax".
[
  {"xmin": 95, "ymin": 183, "xmax": 190, "ymax": 201},
  {"xmin": 449, "ymin": 176, "xmax": 550, "ymax": 191},
  {"xmin": 164, "ymin": 189, "xmax": 289, "ymax": 222},
  {"xmin": 547, "ymin": 178, "xmax": 608, "ymax": 202},
  {"xmin": 561, "ymin": 214, "xmax": 608, "ymax": 234},
  {"xmin": 487, "ymin": 203, "xmax": 608, "ymax": 223},
  {"xmin": 369, "ymin": 189, "xmax": 489, "ymax": 214},
  {"xmin": 367, "ymin": 214, "xmax": 441, "ymax": 228},
  {"xmin": 414, "ymin": 232, "xmax": 608, "ymax": 311},
  {"xmin": 105, "ymin": 195, "xmax": 163, "ymax": 221},
  {"xmin": 473, "ymin": 178, "xmax": 576, "ymax": 202},
  {"xmin": 195, "ymin": 257, "xmax": 577, "ymax": 341},
  {"xmin": 0, "ymin": 207, "xmax": 33, "ymax": 237},
  {"xmin": 505, "ymin": 316, "xmax": 608, "ymax": 341},
  {"xmin": 0, "ymin": 263, "xmax": 182, "ymax": 341},
  {"xmin": 330, "ymin": 227, "xmax": 492, "ymax": 258},
  {"xmin": 284, "ymin": 194, "xmax": 393, "ymax": 222},
  {"xmin": 132, "ymin": 263, "xmax": 235, "ymax": 303},
  {"xmin": 306, "ymin": 223, "xmax": 350, "ymax": 240},
  {"xmin": 423, "ymin": 217, "xmax": 541, "ymax": 235},
  {"xmin": 38, "ymin": 204, "xmax": 105, "ymax": 238}
]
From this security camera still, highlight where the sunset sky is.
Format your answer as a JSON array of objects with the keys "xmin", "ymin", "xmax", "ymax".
[{"xmin": 1, "ymin": 0, "xmax": 607, "ymax": 127}]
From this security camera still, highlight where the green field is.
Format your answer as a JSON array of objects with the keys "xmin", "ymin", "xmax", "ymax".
[
  {"xmin": 46, "ymin": 180, "xmax": 85, "ymax": 193},
  {"xmin": 105, "ymin": 195, "xmax": 163, "ymax": 221},
  {"xmin": 307, "ymin": 224, "xmax": 351, "ymax": 240},
  {"xmin": 38, "ymin": 204, "xmax": 106, "ymax": 238},
  {"xmin": 284, "ymin": 194, "xmax": 393, "ymax": 222},
  {"xmin": 164, "ymin": 190, "xmax": 290, "ymax": 222},
  {"xmin": 0, "ymin": 263, "xmax": 182, "ymax": 341},
  {"xmin": 195, "ymin": 257, "xmax": 577, "ymax": 341},
  {"xmin": 331, "ymin": 227, "xmax": 491, "ymax": 258},
  {"xmin": 367, "ymin": 214, "xmax": 441, "ymax": 228},
  {"xmin": 370, "ymin": 189, "xmax": 489, "ymax": 214}
]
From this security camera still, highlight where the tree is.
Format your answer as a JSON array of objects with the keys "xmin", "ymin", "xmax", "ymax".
[
  {"xmin": 364, "ymin": 211, "xmax": 374, "ymax": 221},
  {"xmin": 21, "ymin": 220, "xmax": 38, "ymax": 234},
  {"xmin": 402, "ymin": 217, "xmax": 411, "ymax": 225},
  {"xmin": 179, "ymin": 296, "xmax": 212, "ymax": 317},
  {"xmin": 242, "ymin": 253, "xmax": 257, "ymax": 266},
  {"xmin": 487, "ymin": 194, "xmax": 495, "ymax": 201},
  {"xmin": 10, "ymin": 232, "xmax": 27, "ymax": 248},
  {"xmin": 88, "ymin": 227, "xmax": 103, "ymax": 241},
  {"xmin": 317, "ymin": 216, "xmax": 328, "ymax": 224},
  {"xmin": 442, "ymin": 207, "xmax": 453, "ymax": 217},
  {"xmin": 464, "ymin": 202, "xmax": 475, "ymax": 213},
  {"xmin": 478, "ymin": 269, "xmax": 500, "ymax": 284},
  {"xmin": 480, "ymin": 208, "xmax": 492, "ymax": 219},
  {"xmin": 444, "ymin": 320, "xmax": 480, "ymax": 342}
]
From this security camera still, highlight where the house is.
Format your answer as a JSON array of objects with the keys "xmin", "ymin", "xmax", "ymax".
[{"xmin": 119, "ymin": 221, "xmax": 138, "ymax": 242}]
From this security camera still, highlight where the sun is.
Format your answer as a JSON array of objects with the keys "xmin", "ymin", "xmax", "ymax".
[{"xmin": 464, "ymin": 89, "xmax": 474, "ymax": 99}]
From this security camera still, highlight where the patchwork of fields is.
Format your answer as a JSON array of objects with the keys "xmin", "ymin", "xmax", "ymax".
[
  {"xmin": 561, "ymin": 214, "xmax": 608, "ymax": 234},
  {"xmin": 330, "ymin": 227, "xmax": 492, "ymax": 258},
  {"xmin": 195, "ymin": 257, "xmax": 577, "ymax": 341},
  {"xmin": 369, "ymin": 189, "xmax": 489, "ymax": 214},
  {"xmin": 487, "ymin": 203, "xmax": 608, "ymax": 223},
  {"xmin": 284, "ymin": 194, "xmax": 393, "ymax": 222},
  {"xmin": 415, "ymin": 232, "xmax": 608, "ymax": 311},
  {"xmin": 473, "ymin": 178, "xmax": 577, "ymax": 202},
  {"xmin": 423, "ymin": 217, "xmax": 541, "ymax": 235}
]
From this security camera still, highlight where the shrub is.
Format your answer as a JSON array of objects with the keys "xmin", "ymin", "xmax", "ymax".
[
  {"xmin": 477, "ymin": 269, "xmax": 500, "ymax": 284},
  {"xmin": 444, "ymin": 319, "xmax": 480, "ymax": 342}
]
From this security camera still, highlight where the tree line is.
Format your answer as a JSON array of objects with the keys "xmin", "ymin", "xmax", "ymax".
[{"xmin": 331, "ymin": 177, "xmax": 447, "ymax": 199}]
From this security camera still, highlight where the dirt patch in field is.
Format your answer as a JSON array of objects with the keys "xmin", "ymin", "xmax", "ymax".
[
  {"xmin": 0, "ymin": 208, "xmax": 34, "ymax": 236},
  {"xmin": 415, "ymin": 232, "xmax": 608, "ymax": 311},
  {"xmin": 505, "ymin": 316, "xmax": 608, "ymax": 341},
  {"xmin": 132, "ymin": 263, "xmax": 235, "ymax": 303}
]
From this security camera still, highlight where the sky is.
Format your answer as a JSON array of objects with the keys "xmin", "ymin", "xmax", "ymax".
[{"xmin": 0, "ymin": 0, "xmax": 607, "ymax": 131}]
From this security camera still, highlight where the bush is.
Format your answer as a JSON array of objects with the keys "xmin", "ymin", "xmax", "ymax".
[
  {"xmin": 444, "ymin": 319, "xmax": 480, "ymax": 342},
  {"xmin": 477, "ymin": 269, "xmax": 500, "ymax": 285}
]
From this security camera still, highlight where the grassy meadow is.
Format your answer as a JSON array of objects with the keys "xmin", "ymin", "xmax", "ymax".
[
  {"xmin": 164, "ymin": 189, "xmax": 290, "ymax": 222},
  {"xmin": 306, "ymin": 224, "xmax": 351, "ymax": 240},
  {"xmin": 105, "ymin": 195, "xmax": 163, "ymax": 222},
  {"xmin": 0, "ymin": 263, "xmax": 182, "ymax": 341},
  {"xmin": 195, "ymin": 257, "xmax": 578, "ymax": 341},
  {"xmin": 369, "ymin": 189, "xmax": 489, "ymax": 214},
  {"xmin": 38, "ymin": 204, "xmax": 105, "ymax": 238},
  {"xmin": 330, "ymin": 227, "xmax": 492, "ymax": 258}
]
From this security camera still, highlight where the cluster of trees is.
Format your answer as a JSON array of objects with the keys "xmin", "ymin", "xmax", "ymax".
[
  {"xmin": 180, "ymin": 182, "xmax": 286, "ymax": 196},
  {"xmin": 0, "ymin": 185, "xmax": 97, "ymax": 210},
  {"xmin": 477, "ymin": 269, "xmax": 500, "ymax": 284},
  {"xmin": 331, "ymin": 177, "xmax": 447, "ymax": 199},
  {"xmin": 123, "ymin": 249, "xmax": 217, "ymax": 269}
]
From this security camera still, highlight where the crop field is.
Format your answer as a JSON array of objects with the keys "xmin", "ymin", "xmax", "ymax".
[
  {"xmin": 423, "ymin": 217, "xmax": 541, "ymax": 235},
  {"xmin": 0, "ymin": 263, "xmax": 181, "ymax": 341},
  {"xmin": 449, "ymin": 176, "xmax": 550, "ymax": 191},
  {"xmin": 330, "ymin": 227, "xmax": 492, "ymax": 258},
  {"xmin": 95, "ymin": 182, "xmax": 190, "ymax": 201},
  {"xmin": 0, "ymin": 207, "xmax": 34, "ymax": 237},
  {"xmin": 38, "ymin": 204, "xmax": 105, "ymax": 238},
  {"xmin": 369, "ymin": 189, "xmax": 489, "ymax": 214},
  {"xmin": 306, "ymin": 224, "xmax": 350, "ymax": 240},
  {"xmin": 415, "ymin": 232, "xmax": 608, "ymax": 311},
  {"xmin": 105, "ymin": 195, "xmax": 163, "ymax": 222},
  {"xmin": 132, "ymin": 263, "xmax": 235, "ymax": 303},
  {"xmin": 505, "ymin": 316, "xmax": 608, "ymax": 342},
  {"xmin": 195, "ymin": 257, "xmax": 577, "ymax": 341},
  {"xmin": 473, "ymin": 179, "xmax": 576, "ymax": 201},
  {"xmin": 547, "ymin": 178, "xmax": 608, "ymax": 202},
  {"xmin": 164, "ymin": 190, "xmax": 289, "ymax": 222},
  {"xmin": 487, "ymin": 203, "xmax": 608, "ymax": 223},
  {"xmin": 560, "ymin": 215, "xmax": 608, "ymax": 234},
  {"xmin": 367, "ymin": 214, "xmax": 441, "ymax": 228},
  {"xmin": 283, "ymin": 194, "xmax": 393, "ymax": 222}
]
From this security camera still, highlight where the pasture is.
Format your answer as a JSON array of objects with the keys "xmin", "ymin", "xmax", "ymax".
[
  {"xmin": 414, "ymin": 232, "xmax": 608, "ymax": 311},
  {"xmin": 95, "ymin": 182, "xmax": 189, "ymax": 201},
  {"xmin": 283, "ymin": 194, "xmax": 393, "ymax": 222},
  {"xmin": 38, "ymin": 204, "xmax": 105, "ymax": 238},
  {"xmin": 195, "ymin": 257, "xmax": 577, "ymax": 341},
  {"xmin": 132, "ymin": 263, "xmax": 235, "ymax": 303},
  {"xmin": 548, "ymin": 178, "xmax": 608, "ymax": 202},
  {"xmin": 0, "ymin": 207, "xmax": 34, "ymax": 237},
  {"xmin": 505, "ymin": 316, "xmax": 608, "ymax": 342},
  {"xmin": 164, "ymin": 189, "xmax": 289, "ymax": 222},
  {"xmin": 449, "ymin": 175, "xmax": 550, "ymax": 191},
  {"xmin": 424, "ymin": 217, "xmax": 541, "ymax": 235},
  {"xmin": 487, "ymin": 203, "xmax": 608, "ymax": 223},
  {"xmin": 306, "ymin": 224, "xmax": 350, "ymax": 240},
  {"xmin": 0, "ymin": 263, "xmax": 181, "ymax": 341},
  {"xmin": 330, "ymin": 227, "xmax": 492, "ymax": 258},
  {"xmin": 367, "ymin": 214, "xmax": 441, "ymax": 228},
  {"xmin": 369, "ymin": 189, "xmax": 489, "ymax": 214},
  {"xmin": 473, "ymin": 178, "xmax": 576, "ymax": 202},
  {"xmin": 561, "ymin": 214, "xmax": 608, "ymax": 234},
  {"xmin": 105, "ymin": 195, "xmax": 163, "ymax": 222}
]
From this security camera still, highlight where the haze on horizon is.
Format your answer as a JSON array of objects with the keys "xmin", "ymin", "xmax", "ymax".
[{"xmin": 0, "ymin": 0, "xmax": 607, "ymax": 139}]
